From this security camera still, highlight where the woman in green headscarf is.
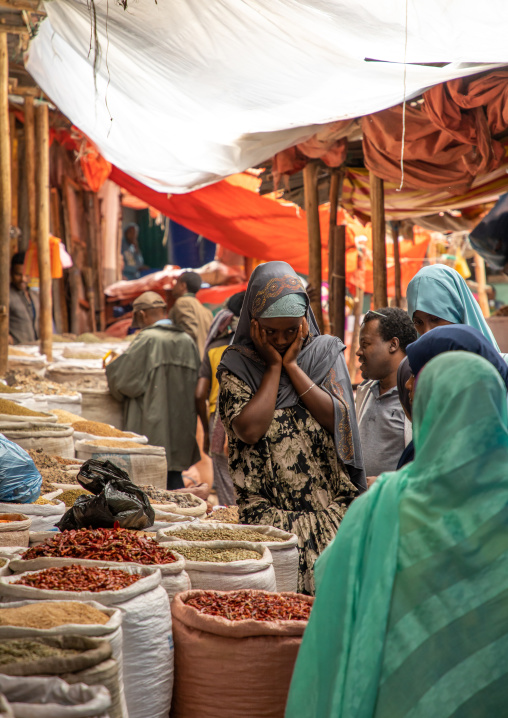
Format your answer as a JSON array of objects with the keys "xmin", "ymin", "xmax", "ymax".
[
  {"xmin": 286, "ymin": 351, "xmax": 508, "ymax": 717},
  {"xmin": 406, "ymin": 263, "xmax": 501, "ymax": 350}
]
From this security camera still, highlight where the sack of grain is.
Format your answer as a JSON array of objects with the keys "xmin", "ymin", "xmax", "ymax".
[
  {"xmin": 168, "ymin": 541, "xmax": 276, "ymax": 592},
  {"xmin": 171, "ymin": 588, "xmax": 313, "ymax": 718},
  {"xmin": 0, "ymin": 674, "xmax": 111, "ymax": 717},
  {"xmin": 159, "ymin": 523, "xmax": 299, "ymax": 592},
  {"xmin": 71, "ymin": 420, "xmax": 147, "ymax": 445},
  {"xmin": 80, "ymin": 389, "xmax": 123, "ymax": 431},
  {"xmin": 0, "ymin": 392, "xmax": 50, "ymax": 415},
  {"xmin": 75, "ymin": 440, "xmax": 167, "ymax": 489},
  {"xmin": 0, "ymin": 493, "xmax": 65, "ymax": 533},
  {"xmin": 0, "ymin": 565, "xmax": 173, "ymax": 718},
  {"xmin": 34, "ymin": 392, "xmax": 82, "ymax": 416},
  {"xmin": 0, "ymin": 424, "xmax": 74, "ymax": 459},
  {"xmin": 10, "ymin": 551, "xmax": 190, "ymax": 604},
  {"xmin": 46, "ymin": 364, "xmax": 106, "ymax": 386},
  {"xmin": 0, "ymin": 635, "xmax": 121, "ymax": 718},
  {"xmin": 0, "ymin": 397, "xmax": 56, "ymax": 424},
  {"xmin": 0, "ymin": 515, "xmax": 31, "ymax": 547}
]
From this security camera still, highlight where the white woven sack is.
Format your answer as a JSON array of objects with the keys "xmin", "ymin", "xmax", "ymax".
[
  {"xmin": 0, "ymin": 674, "xmax": 112, "ymax": 718},
  {"xmin": 35, "ymin": 392, "xmax": 83, "ymax": 416},
  {"xmin": 0, "ymin": 600, "xmax": 126, "ymax": 718},
  {"xmin": 0, "ymin": 410, "xmax": 56, "ymax": 424},
  {"xmin": 169, "ymin": 541, "xmax": 276, "ymax": 592},
  {"xmin": 46, "ymin": 364, "xmax": 106, "ymax": 385},
  {"xmin": 0, "ymin": 493, "xmax": 65, "ymax": 533},
  {"xmin": 75, "ymin": 440, "xmax": 167, "ymax": 489},
  {"xmin": 0, "ymin": 566, "xmax": 172, "ymax": 718},
  {"xmin": 1, "ymin": 424, "xmax": 75, "ymax": 459},
  {"xmin": 0, "ymin": 693, "xmax": 12, "ymax": 718},
  {"xmin": 0, "ymin": 559, "xmax": 9, "ymax": 576},
  {"xmin": 9, "ymin": 551, "xmax": 190, "ymax": 603},
  {"xmin": 73, "ymin": 430, "xmax": 148, "ymax": 445},
  {"xmin": 162, "ymin": 522, "xmax": 299, "ymax": 593},
  {"xmin": 151, "ymin": 496, "xmax": 207, "ymax": 520}
]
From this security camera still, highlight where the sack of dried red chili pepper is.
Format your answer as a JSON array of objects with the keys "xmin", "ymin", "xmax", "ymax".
[
  {"xmin": 57, "ymin": 459, "xmax": 155, "ymax": 531},
  {"xmin": 171, "ymin": 589, "xmax": 313, "ymax": 718},
  {"xmin": 0, "ymin": 565, "xmax": 173, "ymax": 718},
  {"xmin": 11, "ymin": 528, "xmax": 191, "ymax": 602}
]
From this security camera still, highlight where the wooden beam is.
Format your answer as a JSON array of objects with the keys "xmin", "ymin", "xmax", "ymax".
[
  {"xmin": 0, "ymin": 1, "xmax": 43, "ymax": 11},
  {"xmin": 35, "ymin": 101, "xmax": 52, "ymax": 360},
  {"xmin": 391, "ymin": 221, "xmax": 402, "ymax": 308},
  {"xmin": 9, "ymin": 86, "xmax": 42, "ymax": 97},
  {"xmin": 0, "ymin": 25, "xmax": 29, "ymax": 34},
  {"xmin": 303, "ymin": 162, "xmax": 323, "ymax": 330},
  {"xmin": 24, "ymin": 95, "xmax": 36, "ymax": 243},
  {"xmin": 370, "ymin": 172, "xmax": 388, "ymax": 308},
  {"xmin": 0, "ymin": 34, "xmax": 11, "ymax": 376},
  {"xmin": 9, "ymin": 112, "xmax": 18, "ymax": 229},
  {"xmin": 474, "ymin": 252, "xmax": 490, "ymax": 318},
  {"xmin": 328, "ymin": 170, "xmax": 339, "ymax": 334}
]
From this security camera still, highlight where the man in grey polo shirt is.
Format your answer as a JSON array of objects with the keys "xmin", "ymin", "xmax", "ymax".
[{"xmin": 356, "ymin": 308, "xmax": 417, "ymax": 483}]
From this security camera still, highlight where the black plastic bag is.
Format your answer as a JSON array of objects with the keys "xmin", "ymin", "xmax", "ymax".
[{"xmin": 57, "ymin": 459, "xmax": 155, "ymax": 531}]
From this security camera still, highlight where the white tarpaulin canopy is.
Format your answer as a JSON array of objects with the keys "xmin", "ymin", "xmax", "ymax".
[{"xmin": 26, "ymin": 0, "xmax": 508, "ymax": 193}]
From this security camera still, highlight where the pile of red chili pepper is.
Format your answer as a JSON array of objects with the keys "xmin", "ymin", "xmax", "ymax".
[
  {"xmin": 186, "ymin": 590, "xmax": 312, "ymax": 622},
  {"xmin": 21, "ymin": 528, "xmax": 177, "ymax": 565},
  {"xmin": 13, "ymin": 565, "xmax": 141, "ymax": 592}
]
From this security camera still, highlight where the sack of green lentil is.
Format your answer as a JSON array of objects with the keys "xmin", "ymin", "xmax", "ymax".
[
  {"xmin": 0, "ymin": 492, "xmax": 65, "ymax": 533},
  {"xmin": 169, "ymin": 541, "xmax": 277, "ymax": 592},
  {"xmin": 171, "ymin": 589, "xmax": 313, "ymax": 718},
  {"xmin": 75, "ymin": 440, "xmax": 167, "ymax": 490},
  {"xmin": 159, "ymin": 522, "xmax": 299, "ymax": 592},
  {"xmin": 0, "ymin": 565, "xmax": 173, "ymax": 718},
  {"xmin": 0, "ymin": 601, "xmax": 125, "ymax": 717},
  {"xmin": 0, "ymin": 424, "xmax": 75, "ymax": 460},
  {"xmin": 0, "ymin": 674, "xmax": 111, "ymax": 717},
  {"xmin": 0, "ymin": 635, "xmax": 121, "ymax": 718}
]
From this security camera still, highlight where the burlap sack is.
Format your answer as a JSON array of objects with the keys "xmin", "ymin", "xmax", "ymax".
[{"xmin": 171, "ymin": 589, "xmax": 313, "ymax": 718}]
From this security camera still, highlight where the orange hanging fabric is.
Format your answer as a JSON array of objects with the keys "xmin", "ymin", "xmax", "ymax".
[{"xmin": 23, "ymin": 235, "xmax": 63, "ymax": 279}]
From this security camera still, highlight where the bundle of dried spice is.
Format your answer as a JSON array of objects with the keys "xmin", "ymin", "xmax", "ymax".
[
  {"xmin": 186, "ymin": 590, "xmax": 311, "ymax": 621},
  {"xmin": 14, "ymin": 565, "xmax": 141, "ymax": 592},
  {"xmin": 22, "ymin": 527, "xmax": 177, "ymax": 565}
]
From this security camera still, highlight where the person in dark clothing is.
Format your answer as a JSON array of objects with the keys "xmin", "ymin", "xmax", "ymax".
[{"xmin": 9, "ymin": 252, "xmax": 39, "ymax": 345}]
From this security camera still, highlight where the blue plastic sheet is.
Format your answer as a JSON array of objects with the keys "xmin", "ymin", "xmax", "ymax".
[{"xmin": 0, "ymin": 434, "xmax": 41, "ymax": 503}]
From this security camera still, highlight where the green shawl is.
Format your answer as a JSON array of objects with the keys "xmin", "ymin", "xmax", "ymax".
[{"xmin": 286, "ymin": 351, "xmax": 508, "ymax": 718}]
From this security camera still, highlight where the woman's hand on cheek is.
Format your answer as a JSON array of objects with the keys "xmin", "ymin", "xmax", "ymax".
[
  {"xmin": 251, "ymin": 319, "xmax": 282, "ymax": 368},
  {"xmin": 283, "ymin": 322, "xmax": 305, "ymax": 368}
]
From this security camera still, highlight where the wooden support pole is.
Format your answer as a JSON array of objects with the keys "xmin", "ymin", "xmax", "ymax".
[
  {"xmin": 474, "ymin": 252, "xmax": 490, "ymax": 318},
  {"xmin": 348, "ymin": 249, "xmax": 365, "ymax": 382},
  {"xmin": 370, "ymin": 172, "xmax": 388, "ymax": 308},
  {"xmin": 328, "ymin": 170, "xmax": 339, "ymax": 334},
  {"xmin": 24, "ymin": 96, "xmax": 36, "ymax": 243},
  {"xmin": 35, "ymin": 101, "xmax": 52, "ymax": 360},
  {"xmin": 391, "ymin": 221, "xmax": 402, "ymax": 308},
  {"xmin": 9, "ymin": 112, "xmax": 17, "ymax": 231},
  {"xmin": 0, "ymin": 34, "xmax": 11, "ymax": 376},
  {"xmin": 329, "ymin": 225, "xmax": 346, "ymax": 339},
  {"xmin": 303, "ymin": 162, "xmax": 324, "ymax": 330}
]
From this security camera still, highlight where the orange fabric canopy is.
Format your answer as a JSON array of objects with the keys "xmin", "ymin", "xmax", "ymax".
[{"xmin": 109, "ymin": 166, "xmax": 429, "ymax": 296}]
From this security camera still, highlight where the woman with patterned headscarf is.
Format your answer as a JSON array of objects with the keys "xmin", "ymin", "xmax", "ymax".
[{"xmin": 218, "ymin": 261, "xmax": 365, "ymax": 594}]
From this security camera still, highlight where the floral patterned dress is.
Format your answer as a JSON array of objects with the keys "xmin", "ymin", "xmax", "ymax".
[{"xmin": 219, "ymin": 370, "xmax": 358, "ymax": 594}]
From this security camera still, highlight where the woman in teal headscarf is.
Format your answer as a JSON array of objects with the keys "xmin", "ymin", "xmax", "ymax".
[
  {"xmin": 218, "ymin": 261, "xmax": 364, "ymax": 595},
  {"xmin": 406, "ymin": 263, "xmax": 500, "ymax": 349},
  {"xmin": 286, "ymin": 351, "xmax": 508, "ymax": 717}
]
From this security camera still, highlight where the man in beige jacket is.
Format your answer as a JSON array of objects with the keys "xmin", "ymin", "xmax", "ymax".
[{"xmin": 170, "ymin": 271, "xmax": 213, "ymax": 357}]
